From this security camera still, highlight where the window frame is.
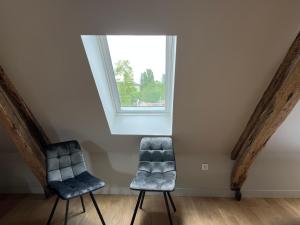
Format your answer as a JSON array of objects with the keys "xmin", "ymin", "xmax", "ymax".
[{"xmin": 97, "ymin": 35, "xmax": 176, "ymax": 115}]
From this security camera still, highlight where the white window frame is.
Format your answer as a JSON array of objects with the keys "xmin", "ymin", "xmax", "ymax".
[{"xmin": 97, "ymin": 35, "xmax": 177, "ymax": 115}]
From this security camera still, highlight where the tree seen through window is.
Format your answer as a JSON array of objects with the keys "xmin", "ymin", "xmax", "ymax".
[{"xmin": 114, "ymin": 60, "xmax": 165, "ymax": 107}]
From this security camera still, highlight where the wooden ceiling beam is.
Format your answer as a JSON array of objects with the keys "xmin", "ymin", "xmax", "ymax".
[
  {"xmin": 231, "ymin": 32, "xmax": 300, "ymax": 160},
  {"xmin": 231, "ymin": 32, "xmax": 300, "ymax": 198},
  {"xmin": 0, "ymin": 67, "xmax": 50, "ymax": 195},
  {"xmin": 0, "ymin": 67, "xmax": 50, "ymax": 151}
]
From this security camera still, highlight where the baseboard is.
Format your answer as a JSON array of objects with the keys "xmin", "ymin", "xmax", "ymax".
[
  {"xmin": 94, "ymin": 186, "xmax": 234, "ymax": 197},
  {"xmin": 0, "ymin": 185, "xmax": 43, "ymax": 194},
  {"xmin": 94, "ymin": 186, "xmax": 300, "ymax": 198},
  {"xmin": 2, "ymin": 185, "xmax": 300, "ymax": 198},
  {"xmin": 242, "ymin": 189, "xmax": 300, "ymax": 198},
  {"xmin": 174, "ymin": 188, "xmax": 300, "ymax": 198}
]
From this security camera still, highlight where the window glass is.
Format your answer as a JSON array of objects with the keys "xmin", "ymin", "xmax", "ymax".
[{"xmin": 107, "ymin": 35, "xmax": 166, "ymax": 108}]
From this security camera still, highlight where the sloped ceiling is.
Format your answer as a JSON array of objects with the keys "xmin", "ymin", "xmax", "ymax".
[{"xmin": 0, "ymin": 0, "xmax": 300, "ymax": 194}]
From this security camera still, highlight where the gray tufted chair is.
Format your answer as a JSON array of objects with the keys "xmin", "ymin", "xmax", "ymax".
[
  {"xmin": 129, "ymin": 137, "xmax": 177, "ymax": 225},
  {"xmin": 45, "ymin": 140, "xmax": 106, "ymax": 225}
]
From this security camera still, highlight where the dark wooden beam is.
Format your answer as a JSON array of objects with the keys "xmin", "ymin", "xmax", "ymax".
[
  {"xmin": 0, "ymin": 67, "xmax": 50, "ymax": 152},
  {"xmin": 0, "ymin": 67, "xmax": 50, "ymax": 194},
  {"xmin": 231, "ymin": 32, "xmax": 300, "ymax": 160},
  {"xmin": 231, "ymin": 32, "xmax": 300, "ymax": 191},
  {"xmin": 0, "ymin": 87, "xmax": 48, "ymax": 191}
]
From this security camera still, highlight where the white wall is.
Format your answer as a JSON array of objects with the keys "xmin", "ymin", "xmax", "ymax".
[{"xmin": 0, "ymin": 0, "xmax": 300, "ymax": 197}]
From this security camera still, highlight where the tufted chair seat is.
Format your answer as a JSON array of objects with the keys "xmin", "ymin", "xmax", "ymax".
[
  {"xmin": 46, "ymin": 140, "xmax": 106, "ymax": 225},
  {"xmin": 48, "ymin": 171, "xmax": 105, "ymax": 200},
  {"xmin": 46, "ymin": 141, "xmax": 105, "ymax": 199},
  {"xmin": 129, "ymin": 137, "xmax": 177, "ymax": 225},
  {"xmin": 130, "ymin": 170, "xmax": 176, "ymax": 192}
]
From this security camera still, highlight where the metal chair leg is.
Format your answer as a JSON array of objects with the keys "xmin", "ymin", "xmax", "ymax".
[
  {"xmin": 64, "ymin": 200, "xmax": 69, "ymax": 225},
  {"xmin": 163, "ymin": 192, "xmax": 173, "ymax": 225},
  {"xmin": 167, "ymin": 192, "xmax": 176, "ymax": 212},
  {"xmin": 130, "ymin": 191, "xmax": 143, "ymax": 225},
  {"xmin": 89, "ymin": 192, "xmax": 106, "ymax": 225},
  {"xmin": 46, "ymin": 196, "xmax": 59, "ymax": 225},
  {"xmin": 80, "ymin": 195, "xmax": 85, "ymax": 213},
  {"xmin": 139, "ymin": 191, "xmax": 145, "ymax": 209}
]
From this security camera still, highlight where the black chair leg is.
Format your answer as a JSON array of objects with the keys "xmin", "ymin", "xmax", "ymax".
[
  {"xmin": 80, "ymin": 195, "xmax": 85, "ymax": 213},
  {"xmin": 64, "ymin": 200, "xmax": 69, "ymax": 225},
  {"xmin": 139, "ymin": 191, "xmax": 145, "ymax": 209},
  {"xmin": 167, "ymin": 192, "xmax": 176, "ymax": 212},
  {"xmin": 89, "ymin": 192, "xmax": 106, "ymax": 225},
  {"xmin": 46, "ymin": 196, "xmax": 59, "ymax": 225},
  {"xmin": 163, "ymin": 192, "xmax": 173, "ymax": 225},
  {"xmin": 130, "ymin": 191, "xmax": 143, "ymax": 225}
]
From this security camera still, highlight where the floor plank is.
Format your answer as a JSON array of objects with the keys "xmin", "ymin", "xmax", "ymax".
[{"xmin": 1, "ymin": 194, "xmax": 300, "ymax": 225}]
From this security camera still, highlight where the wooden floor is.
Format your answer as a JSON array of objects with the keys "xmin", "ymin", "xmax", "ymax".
[{"xmin": 1, "ymin": 194, "xmax": 300, "ymax": 225}]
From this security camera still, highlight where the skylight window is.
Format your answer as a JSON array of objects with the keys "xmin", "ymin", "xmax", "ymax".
[{"xmin": 81, "ymin": 35, "xmax": 176, "ymax": 135}]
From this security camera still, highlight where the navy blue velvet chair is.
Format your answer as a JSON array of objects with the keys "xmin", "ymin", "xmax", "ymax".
[
  {"xmin": 129, "ymin": 137, "xmax": 177, "ymax": 225},
  {"xmin": 45, "ymin": 140, "xmax": 106, "ymax": 225}
]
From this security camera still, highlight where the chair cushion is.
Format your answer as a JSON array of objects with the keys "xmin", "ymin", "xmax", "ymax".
[
  {"xmin": 48, "ymin": 171, "xmax": 105, "ymax": 200},
  {"xmin": 130, "ymin": 170, "xmax": 176, "ymax": 192},
  {"xmin": 139, "ymin": 161, "xmax": 175, "ymax": 173},
  {"xmin": 130, "ymin": 137, "xmax": 176, "ymax": 192},
  {"xmin": 46, "ymin": 141, "xmax": 87, "ymax": 182}
]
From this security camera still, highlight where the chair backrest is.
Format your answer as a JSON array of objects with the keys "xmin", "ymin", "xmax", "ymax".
[
  {"xmin": 46, "ymin": 140, "xmax": 87, "ymax": 183},
  {"xmin": 138, "ymin": 137, "xmax": 176, "ymax": 173}
]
